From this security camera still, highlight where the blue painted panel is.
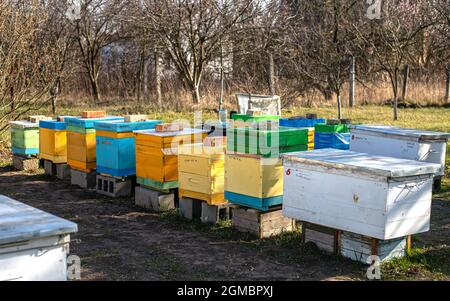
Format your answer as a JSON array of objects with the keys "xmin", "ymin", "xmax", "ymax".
[
  {"xmin": 225, "ymin": 191, "xmax": 283, "ymax": 212},
  {"xmin": 12, "ymin": 147, "xmax": 39, "ymax": 156},
  {"xmin": 65, "ymin": 116, "xmax": 124, "ymax": 129},
  {"xmin": 96, "ymin": 136, "xmax": 136, "ymax": 177},
  {"xmin": 314, "ymin": 132, "xmax": 351, "ymax": 150},
  {"xmin": 280, "ymin": 118, "xmax": 326, "ymax": 128},
  {"xmin": 94, "ymin": 120, "xmax": 162, "ymax": 132},
  {"xmin": 39, "ymin": 120, "xmax": 66, "ymax": 130}
]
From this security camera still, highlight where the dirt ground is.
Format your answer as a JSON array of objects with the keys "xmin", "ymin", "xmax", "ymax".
[{"xmin": 1, "ymin": 166, "xmax": 449, "ymax": 281}]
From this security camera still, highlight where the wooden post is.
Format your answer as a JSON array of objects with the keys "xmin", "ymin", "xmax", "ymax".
[
  {"xmin": 337, "ymin": 93, "xmax": 342, "ymax": 119},
  {"xmin": 154, "ymin": 49, "xmax": 162, "ymax": 109},
  {"xmin": 401, "ymin": 65, "xmax": 409, "ymax": 102},
  {"xmin": 445, "ymin": 66, "xmax": 450, "ymax": 103},
  {"xmin": 268, "ymin": 53, "xmax": 275, "ymax": 95},
  {"xmin": 349, "ymin": 56, "xmax": 355, "ymax": 107}
]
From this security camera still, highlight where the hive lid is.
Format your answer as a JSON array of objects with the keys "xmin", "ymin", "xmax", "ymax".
[
  {"xmin": 9, "ymin": 121, "xmax": 39, "ymax": 129},
  {"xmin": 39, "ymin": 120, "xmax": 67, "ymax": 130},
  {"xmin": 134, "ymin": 128, "xmax": 207, "ymax": 137},
  {"xmin": 65, "ymin": 116, "xmax": 124, "ymax": 129},
  {"xmin": 281, "ymin": 149, "xmax": 442, "ymax": 178},
  {"xmin": 94, "ymin": 120, "xmax": 162, "ymax": 133},
  {"xmin": 349, "ymin": 125, "xmax": 450, "ymax": 140},
  {"xmin": 0, "ymin": 195, "xmax": 78, "ymax": 245}
]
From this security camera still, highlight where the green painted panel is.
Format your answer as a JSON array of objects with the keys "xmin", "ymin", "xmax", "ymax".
[
  {"xmin": 11, "ymin": 128, "xmax": 39, "ymax": 149},
  {"xmin": 315, "ymin": 124, "xmax": 350, "ymax": 133}
]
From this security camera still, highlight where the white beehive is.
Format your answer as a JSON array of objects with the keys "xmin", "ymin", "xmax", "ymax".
[
  {"xmin": 282, "ymin": 149, "xmax": 441, "ymax": 240},
  {"xmin": 349, "ymin": 125, "xmax": 449, "ymax": 176},
  {"xmin": 0, "ymin": 195, "xmax": 78, "ymax": 281}
]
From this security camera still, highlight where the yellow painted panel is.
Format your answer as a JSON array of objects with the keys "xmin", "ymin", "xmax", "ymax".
[
  {"xmin": 68, "ymin": 159, "xmax": 96, "ymax": 172},
  {"xmin": 135, "ymin": 132, "xmax": 207, "ymax": 148},
  {"xmin": 179, "ymin": 172, "xmax": 224, "ymax": 195},
  {"xmin": 39, "ymin": 128, "xmax": 67, "ymax": 163},
  {"xmin": 67, "ymin": 131, "xmax": 96, "ymax": 165},
  {"xmin": 179, "ymin": 189, "xmax": 226, "ymax": 205},
  {"xmin": 178, "ymin": 155, "xmax": 224, "ymax": 178},
  {"xmin": 225, "ymin": 154, "xmax": 283, "ymax": 198},
  {"xmin": 136, "ymin": 163, "xmax": 178, "ymax": 182},
  {"xmin": 96, "ymin": 130, "xmax": 133, "ymax": 139}
]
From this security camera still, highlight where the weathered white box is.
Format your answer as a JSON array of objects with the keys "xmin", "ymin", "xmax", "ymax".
[
  {"xmin": 0, "ymin": 195, "xmax": 78, "ymax": 281},
  {"xmin": 349, "ymin": 125, "xmax": 449, "ymax": 176},
  {"xmin": 282, "ymin": 149, "xmax": 441, "ymax": 240}
]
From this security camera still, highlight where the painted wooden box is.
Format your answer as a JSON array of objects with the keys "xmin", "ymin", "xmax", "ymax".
[
  {"xmin": 94, "ymin": 120, "xmax": 161, "ymax": 177},
  {"xmin": 39, "ymin": 120, "xmax": 68, "ymax": 163},
  {"xmin": 0, "ymin": 195, "xmax": 78, "ymax": 281},
  {"xmin": 282, "ymin": 149, "xmax": 441, "ymax": 240},
  {"xmin": 280, "ymin": 118, "xmax": 326, "ymax": 128},
  {"xmin": 314, "ymin": 123, "xmax": 350, "ymax": 150},
  {"xmin": 225, "ymin": 154, "xmax": 284, "ymax": 211},
  {"xmin": 134, "ymin": 128, "xmax": 207, "ymax": 190},
  {"xmin": 178, "ymin": 144, "xmax": 226, "ymax": 205},
  {"xmin": 65, "ymin": 116, "xmax": 124, "ymax": 172},
  {"xmin": 10, "ymin": 121, "xmax": 40, "ymax": 156},
  {"xmin": 349, "ymin": 125, "xmax": 450, "ymax": 177},
  {"xmin": 227, "ymin": 127, "xmax": 309, "ymax": 157}
]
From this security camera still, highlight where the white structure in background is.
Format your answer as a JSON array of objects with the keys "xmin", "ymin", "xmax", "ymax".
[
  {"xmin": 0, "ymin": 195, "xmax": 78, "ymax": 281},
  {"xmin": 349, "ymin": 125, "xmax": 450, "ymax": 177},
  {"xmin": 236, "ymin": 93, "xmax": 282, "ymax": 116},
  {"xmin": 282, "ymin": 149, "xmax": 441, "ymax": 240}
]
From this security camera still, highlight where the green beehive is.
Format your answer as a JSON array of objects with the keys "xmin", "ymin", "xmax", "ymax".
[
  {"xmin": 10, "ymin": 121, "xmax": 40, "ymax": 156},
  {"xmin": 231, "ymin": 114, "xmax": 280, "ymax": 123},
  {"xmin": 315, "ymin": 123, "xmax": 350, "ymax": 134}
]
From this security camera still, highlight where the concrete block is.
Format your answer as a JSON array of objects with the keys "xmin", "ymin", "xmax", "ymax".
[
  {"xmin": 71, "ymin": 169, "xmax": 96, "ymax": 189},
  {"xmin": 96, "ymin": 174, "xmax": 133, "ymax": 198},
  {"xmin": 179, "ymin": 198, "xmax": 202, "ymax": 220},
  {"xmin": 44, "ymin": 160, "xmax": 56, "ymax": 176},
  {"xmin": 201, "ymin": 202, "xmax": 231, "ymax": 224},
  {"xmin": 56, "ymin": 164, "xmax": 71, "ymax": 180},
  {"xmin": 13, "ymin": 155, "xmax": 39, "ymax": 172},
  {"xmin": 135, "ymin": 186, "xmax": 175, "ymax": 212}
]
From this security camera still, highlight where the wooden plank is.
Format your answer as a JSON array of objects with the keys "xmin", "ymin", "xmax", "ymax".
[{"xmin": 81, "ymin": 111, "xmax": 106, "ymax": 119}]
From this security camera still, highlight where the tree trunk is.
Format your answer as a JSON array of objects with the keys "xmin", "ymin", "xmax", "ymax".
[
  {"xmin": 154, "ymin": 50, "xmax": 162, "ymax": 108},
  {"xmin": 268, "ymin": 52, "xmax": 276, "ymax": 95},
  {"xmin": 337, "ymin": 92, "xmax": 342, "ymax": 119},
  {"xmin": 401, "ymin": 65, "xmax": 409, "ymax": 102},
  {"xmin": 191, "ymin": 85, "xmax": 200, "ymax": 104},
  {"xmin": 349, "ymin": 56, "xmax": 355, "ymax": 107},
  {"xmin": 50, "ymin": 79, "xmax": 60, "ymax": 115},
  {"xmin": 445, "ymin": 66, "xmax": 450, "ymax": 103},
  {"xmin": 143, "ymin": 58, "xmax": 149, "ymax": 102},
  {"xmin": 91, "ymin": 79, "xmax": 100, "ymax": 104}
]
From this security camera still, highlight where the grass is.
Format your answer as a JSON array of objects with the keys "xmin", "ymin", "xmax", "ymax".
[{"xmin": 0, "ymin": 104, "xmax": 449, "ymax": 280}]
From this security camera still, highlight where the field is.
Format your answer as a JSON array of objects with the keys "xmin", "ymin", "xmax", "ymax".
[{"xmin": 0, "ymin": 105, "xmax": 449, "ymax": 281}]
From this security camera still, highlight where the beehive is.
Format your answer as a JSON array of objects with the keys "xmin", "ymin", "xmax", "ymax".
[
  {"xmin": 39, "ymin": 120, "xmax": 69, "ymax": 163},
  {"xmin": 134, "ymin": 128, "xmax": 208, "ymax": 190},
  {"xmin": 94, "ymin": 120, "xmax": 162, "ymax": 177},
  {"xmin": 178, "ymin": 143, "xmax": 226, "ymax": 205},
  {"xmin": 227, "ymin": 127, "xmax": 309, "ymax": 157},
  {"xmin": 280, "ymin": 118, "xmax": 324, "ymax": 150},
  {"xmin": 282, "ymin": 149, "xmax": 441, "ymax": 240},
  {"xmin": 225, "ymin": 154, "xmax": 283, "ymax": 211},
  {"xmin": 10, "ymin": 121, "xmax": 40, "ymax": 156},
  {"xmin": 65, "ymin": 116, "xmax": 124, "ymax": 172},
  {"xmin": 314, "ymin": 123, "xmax": 351, "ymax": 150}
]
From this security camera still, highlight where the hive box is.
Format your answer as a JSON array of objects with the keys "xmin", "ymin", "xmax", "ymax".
[
  {"xmin": 178, "ymin": 144, "xmax": 226, "ymax": 205},
  {"xmin": 236, "ymin": 94, "xmax": 281, "ymax": 116},
  {"xmin": 134, "ymin": 128, "xmax": 207, "ymax": 190},
  {"xmin": 280, "ymin": 118, "xmax": 326, "ymax": 128},
  {"xmin": 225, "ymin": 154, "xmax": 283, "ymax": 211},
  {"xmin": 94, "ymin": 120, "xmax": 161, "ymax": 177},
  {"xmin": 65, "ymin": 116, "xmax": 124, "ymax": 172},
  {"xmin": 314, "ymin": 124, "xmax": 351, "ymax": 150},
  {"xmin": 10, "ymin": 121, "xmax": 40, "ymax": 156},
  {"xmin": 349, "ymin": 125, "xmax": 450, "ymax": 177},
  {"xmin": 282, "ymin": 149, "xmax": 441, "ymax": 240},
  {"xmin": 39, "ymin": 120, "xmax": 69, "ymax": 163},
  {"xmin": 0, "ymin": 195, "xmax": 78, "ymax": 281}
]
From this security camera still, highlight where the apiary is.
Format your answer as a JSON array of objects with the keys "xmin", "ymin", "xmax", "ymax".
[
  {"xmin": 10, "ymin": 121, "xmax": 40, "ymax": 156},
  {"xmin": 314, "ymin": 123, "xmax": 351, "ymax": 150},
  {"xmin": 94, "ymin": 120, "xmax": 162, "ymax": 177},
  {"xmin": 227, "ymin": 126, "xmax": 309, "ymax": 158},
  {"xmin": 0, "ymin": 195, "xmax": 78, "ymax": 281},
  {"xmin": 282, "ymin": 149, "xmax": 441, "ymax": 240},
  {"xmin": 39, "ymin": 120, "xmax": 69, "ymax": 164},
  {"xmin": 134, "ymin": 128, "xmax": 208, "ymax": 190},
  {"xmin": 280, "ymin": 118, "xmax": 324, "ymax": 150},
  {"xmin": 178, "ymin": 143, "xmax": 227, "ymax": 205},
  {"xmin": 349, "ymin": 125, "xmax": 450, "ymax": 177},
  {"xmin": 65, "ymin": 116, "xmax": 123, "ymax": 172},
  {"xmin": 225, "ymin": 154, "xmax": 284, "ymax": 211}
]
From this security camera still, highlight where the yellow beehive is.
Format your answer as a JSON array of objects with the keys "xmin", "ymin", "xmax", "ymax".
[
  {"xmin": 225, "ymin": 154, "xmax": 283, "ymax": 199},
  {"xmin": 178, "ymin": 144, "xmax": 226, "ymax": 205},
  {"xmin": 135, "ymin": 129, "xmax": 207, "ymax": 184},
  {"xmin": 67, "ymin": 131, "xmax": 97, "ymax": 172},
  {"xmin": 39, "ymin": 128, "xmax": 67, "ymax": 164},
  {"xmin": 308, "ymin": 129, "xmax": 315, "ymax": 150}
]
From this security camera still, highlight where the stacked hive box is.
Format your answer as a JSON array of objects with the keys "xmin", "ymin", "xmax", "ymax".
[
  {"xmin": 10, "ymin": 121, "xmax": 40, "ymax": 157},
  {"xmin": 134, "ymin": 128, "xmax": 208, "ymax": 191},
  {"xmin": 39, "ymin": 120, "xmax": 69, "ymax": 164},
  {"xmin": 282, "ymin": 149, "xmax": 441, "ymax": 263},
  {"xmin": 280, "ymin": 117, "xmax": 326, "ymax": 150},
  {"xmin": 314, "ymin": 123, "xmax": 351, "ymax": 150},
  {"xmin": 65, "ymin": 116, "xmax": 123, "ymax": 172}
]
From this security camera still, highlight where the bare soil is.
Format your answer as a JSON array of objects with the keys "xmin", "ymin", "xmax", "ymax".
[{"xmin": 1, "ymin": 166, "xmax": 448, "ymax": 281}]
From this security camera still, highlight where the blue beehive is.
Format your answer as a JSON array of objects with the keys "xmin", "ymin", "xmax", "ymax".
[
  {"xmin": 280, "ymin": 118, "xmax": 326, "ymax": 128},
  {"xmin": 94, "ymin": 120, "xmax": 162, "ymax": 177},
  {"xmin": 314, "ymin": 132, "xmax": 351, "ymax": 150}
]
